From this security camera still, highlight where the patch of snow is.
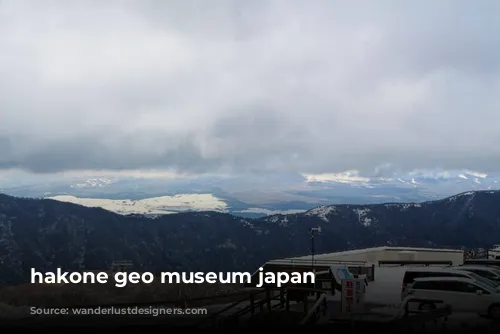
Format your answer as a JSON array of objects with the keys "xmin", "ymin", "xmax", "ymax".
[
  {"xmin": 266, "ymin": 216, "xmax": 280, "ymax": 224},
  {"xmin": 459, "ymin": 174, "xmax": 468, "ymax": 179},
  {"xmin": 302, "ymin": 170, "xmax": 370, "ymax": 183},
  {"xmin": 240, "ymin": 219, "xmax": 254, "ymax": 228},
  {"xmin": 255, "ymin": 229, "xmax": 270, "ymax": 236},
  {"xmin": 353, "ymin": 208, "xmax": 373, "ymax": 227},
  {"xmin": 216, "ymin": 239, "xmax": 237, "ymax": 249},
  {"xmin": 70, "ymin": 178, "xmax": 115, "ymax": 188},
  {"xmin": 264, "ymin": 215, "xmax": 290, "ymax": 226},
  {"xmin": 384, "ymin": 203, "xmax": 422, "ymax": 210},
  {"xmin": 401, "ymin": 203, "xmax": 421, "ymax": 210},
  {"xmin": 135, "ymin": 214, "xmax": 162, "ymax": 220},
  {"xmin": 46, "ymin": 194, "xmax": 228, "ymax": 215},
  {"xmin": 305, "ymin": 205, "xmax": 336, "ymax": 222},
  {"xmin": 447, "ymin": 191, "xmax": 475, "ymax": 202},
  {"xmin": 465, "ymin": 171, "xmax": 487, "ymax": 179},
  {"xmin": 235, "ymin": 208, "xmax": 306, "ymax": 215}
]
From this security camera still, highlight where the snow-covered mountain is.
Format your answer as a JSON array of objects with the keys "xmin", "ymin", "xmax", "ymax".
[
  {"xmin": 302, "ymin": 169, "xmax": 500, "ymax": 191},
  {"xmin": 69, "ymin": 178, "xmax": 116, "ymax": 188},
  {"xmin": 1, "ymin": 168, "xmax": 499, "ymax": 217},
  {"xmin": 48, "ymin": 194, "xmax": 228, "ymax": 215}
]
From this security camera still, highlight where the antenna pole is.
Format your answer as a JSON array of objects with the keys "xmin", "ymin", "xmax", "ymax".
[
  {"xmin": 311, "ymin": 233, "xmax": 315, "ymax": 271},
  {"xmin": 309, "ymin": 227, "xmax": 321, "ymax": 272}
]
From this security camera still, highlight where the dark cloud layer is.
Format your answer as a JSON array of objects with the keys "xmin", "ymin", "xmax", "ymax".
[{"xmin": 1, "ymin": 0, "xmax": 500, "ymax": 176}]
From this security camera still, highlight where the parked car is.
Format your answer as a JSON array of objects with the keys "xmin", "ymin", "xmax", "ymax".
[
  {"xmin": 408, "ymin": 276, "xmax": 500, "ymax": 319},
  {"xmin": 464, "ymin": 259, "xmax": 500, "ymax": 268},
  {"xmin": 401, "ymin": 266, "xmax": 500, "ymax": 300},
  {"xmin": 454, "ymin": 265, "xmax": 500, "ymax": 283}
]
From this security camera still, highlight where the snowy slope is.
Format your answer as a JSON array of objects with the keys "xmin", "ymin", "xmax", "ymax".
[{"xmin": 47, "ymin": 194, "xmax": 229, "ymax": 215}]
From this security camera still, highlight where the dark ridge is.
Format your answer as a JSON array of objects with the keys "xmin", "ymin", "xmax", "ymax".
[{"xmin": 0, "ymin": 190, "xmax": 499, "ymax": 286}]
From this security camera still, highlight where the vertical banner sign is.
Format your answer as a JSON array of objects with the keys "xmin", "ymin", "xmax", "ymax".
[
  {"xmin": 341, "ymin": 279, "xmax": 354, "ymax": 314},
  {"xmin": 330, "ymin": 265, "xmax": 353, "ymax": 285},
  {"xmin": 341, "ymin": 278, "xmax": 365, "ymax": 314}
]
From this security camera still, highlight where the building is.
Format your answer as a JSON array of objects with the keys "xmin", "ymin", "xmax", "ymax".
[
  {"xmin": 279, "ymin": 246, "xmax": 465, "ymax": 266},
  {"xmin": 489, "ymin": 245, "xmax": 500, "ymax": 259}
]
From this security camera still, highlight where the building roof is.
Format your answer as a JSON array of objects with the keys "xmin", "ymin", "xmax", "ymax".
[{"xmin": 284, "ymin": 246, "xmax": 464, "ymax": 261}]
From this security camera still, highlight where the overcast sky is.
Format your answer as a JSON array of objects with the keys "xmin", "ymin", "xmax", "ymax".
[{"xmin": 1, "ymin": 0, "xmax": 499, "ymax": 177}]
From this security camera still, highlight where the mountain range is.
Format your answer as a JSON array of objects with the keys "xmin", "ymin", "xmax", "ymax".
[
  {"xmin": 1, "ymin": 189, "xmax": 500, "ymax": 286},
  {"xmin": 0, "ymin": 169, "xmax": 499, "ymax": 218}
]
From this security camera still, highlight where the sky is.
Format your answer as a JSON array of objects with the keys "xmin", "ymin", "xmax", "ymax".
[{"xmin": 1, "ymin": 0, "xmax": 500, "ymax": 178}]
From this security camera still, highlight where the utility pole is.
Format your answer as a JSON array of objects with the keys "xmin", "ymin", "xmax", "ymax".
[{"xmin": 309, "ymin": 227, "xmax": 321, "ymax": 272}]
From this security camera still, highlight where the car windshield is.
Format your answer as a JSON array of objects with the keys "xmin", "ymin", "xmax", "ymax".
[
  {"xmin": 472, "ymin": 280, "xmax": 497, "ymax": 294},
  {"xmin": 460, "ymin": 266, "xmax": 500, "ymax": 278},
  {"xmin": 467, "ymin": 272, "xmax": 500, "ymax": 289}
]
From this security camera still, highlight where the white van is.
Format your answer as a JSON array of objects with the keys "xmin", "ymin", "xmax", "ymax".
[
  {"xmin": 401, "ymin": 267, "xmax": 500, "ymax": 300},
  {"xmin": 408, "ymin": 277, "xmax": 500, "ymax": 319}
]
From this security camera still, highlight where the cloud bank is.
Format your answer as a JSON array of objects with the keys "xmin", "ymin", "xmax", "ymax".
[{"xmin": 1, "ymin": 0, "xmax": 500, "ymax": 176}]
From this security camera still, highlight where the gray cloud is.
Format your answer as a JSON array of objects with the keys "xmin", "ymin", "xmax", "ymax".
[{"xmin": 1, "ymin": 0, "xmax": 500, "ymax": 176}]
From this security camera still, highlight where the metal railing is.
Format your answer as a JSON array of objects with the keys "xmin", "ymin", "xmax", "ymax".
[
  {"xmin": 192, "ymin": 288, "xmax": 283, "ymax": 328},
  {"xmin": 378, "ymin": 260, "xmax": 453, "ymax": 267},
  {"xmin": 43, "ymin": 290, "xmax": 251, "ymax": 310},
  {"xmin": 194, "ymin": 287, "xmax": 333, "ymax": 328},
  {"xmin": 299, "ymin": 293, "xmax": 328, "ymax": 325}
]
